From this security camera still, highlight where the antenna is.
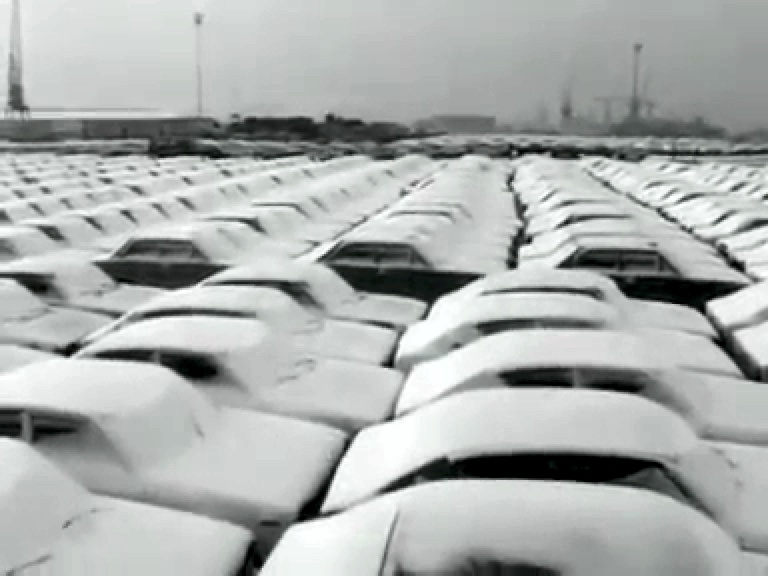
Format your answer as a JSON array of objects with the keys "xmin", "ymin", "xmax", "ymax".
[{"xmin": 6, "ymin": 0, "xmax": 29, "ymax": 118}]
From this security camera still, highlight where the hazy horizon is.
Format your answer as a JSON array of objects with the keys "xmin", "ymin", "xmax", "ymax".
[{"xmin": 7, "ymin": 0, "xmax": 768, "ymax": 129}]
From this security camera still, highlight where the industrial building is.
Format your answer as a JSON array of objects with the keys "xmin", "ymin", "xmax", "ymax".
[
  {"xmin": 0, "ymin": 111, "xmax": 218, "ymax": 141},
  {"xmin": 415, "ymin": 115, "xmax": 497, "ymax": 134}
]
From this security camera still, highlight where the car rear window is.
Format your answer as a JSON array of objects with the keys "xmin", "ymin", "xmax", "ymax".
[
  {"xmin": 573, "ymin": 250, "xmax": 618, "ymax": 270},
  {"xmin": 329, "ymin": 243, "xmax": 431, "ymax": 269},
  {"xmin": 499, "ymin": 368, "xmax": 574, "ymax": 388},
  {"xmin": 116, "ymin": 239, "xmax": 207, "ymax": 262}
]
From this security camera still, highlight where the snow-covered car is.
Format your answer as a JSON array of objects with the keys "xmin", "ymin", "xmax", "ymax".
[
  {"xmin": 0, "ymin": 439, "xmax": 257, "ymax": 575},
  {"xmin": 77, "ymin": 285, "xmax": 398, "ymax": 365},
  {"xmin": 323, "ymin": 389, "xmax": 738, "ymax": 517},
  {"xmin": 0, "ymin": 253, "xmax": 163, "ymax": 317},
  {"xmin": 202, "ymin": 260, "xmax": 427, "ymax": 331},
  {"xmin": 395, "ymin": 292, "xmax": 727, "ymax": 372},
  {"xmin": 518, "ymin": 235, "xmax": 731, "ymax": 283},
  {"xmin": 0, "ymin": 279, "xmax": 111, "ymax": 354},
  {"xmin": 92, "ymin": 223, "xmax": 293, "ymax": 289},
  {"xmin": 524, "ymin": 203, "xmax": 633, "ymax": 238},
  {"xmin": 262, "ymin": 480, "xmax": 743, "ymax": 576},
  {"xmin": 391, "ymin": 330, "xmax": 768, "ymax": 447},
  {"xmin": 319, "ymin": 387, "xmax": 768, "ymax": 562},
  {"xmin": 77, "ymin": 316, "xmax": 403, "ymax": 432},
  {"xmin": 0, "ymin": 359, "xmax": 347, "ymax": 557},
  {"xmin": 429, "ymin": 269, "xmax": 717, "ymax": 338}
]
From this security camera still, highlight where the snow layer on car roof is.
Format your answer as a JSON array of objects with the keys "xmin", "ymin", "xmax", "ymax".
[
  {"xmin": 82, "ymin": 315, "xmax": 273, "ymax": 356},
  {"xmin": 0, "ymin": 359, "xmax": 192, "ymax": 417},
  {"xmin": 131, "ymin": 285, "xmax": 306, "ymax": 321},
  {"xmin": 438, "ymin": 292, "xmax": 621, "ymax": 326},
  {"xmin": 0, "ymin": 359, "xmax": 216, "ymax": 468},
  {"xmin": 420, "ymin": 329, "xmax": 658, "ymax": 377},
  {"xmin": 267, "ymin": 480, "xmax": 740, "ymax": 576},
  {"xmin": 462, "ymin": 268, "xmax": 619, "ymax": 295},
  {"xmin": 322, "ymin": 389, "xmax": 698, "ymax": 513}
]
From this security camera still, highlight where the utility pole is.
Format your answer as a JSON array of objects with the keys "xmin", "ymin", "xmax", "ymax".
[
  {"xmin": 629, "ymin": 42, "xmax": 643, "ymax": 121},
  {"xmin": 6, "ymin": 0, "xmax": 29, "ymax": 119},
  {"xmin": 194, "ymin": 11, "xmax": 204, "ymax": 117}
]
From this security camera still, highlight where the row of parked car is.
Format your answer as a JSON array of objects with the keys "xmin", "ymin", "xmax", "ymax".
[
  {"xmin": 3, "ymin": 152, "xmax": 768, "ymax": 574},
  {"xmin": 586, "ymin": 157, "xmax": 768, "ymax": 281},
  {"xmin": 513, "ymin": 157, "xmax": 749, "ymax": 307},
  {"xmin": 0, "ymin": 153, "xmax": 482, "ymax": 574}
]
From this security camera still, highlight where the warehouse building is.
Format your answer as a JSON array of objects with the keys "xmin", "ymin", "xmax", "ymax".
[{"xmin": 0, "ymin": 110, "xmax": 218, "ymax": 141}]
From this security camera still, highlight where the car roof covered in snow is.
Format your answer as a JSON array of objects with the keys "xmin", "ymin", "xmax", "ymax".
[{"xmin": 322, "ymin": 388, "xmax": 700, "ymax": 513}]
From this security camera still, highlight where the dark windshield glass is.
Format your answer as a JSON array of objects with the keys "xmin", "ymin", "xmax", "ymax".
[
  {"xmin": 116, "ymin": 239, "xmax": 207, "ymax": 262},
  {"xmin": 386, "ymin": 454, "xmax": 700, "ymax": 513}
]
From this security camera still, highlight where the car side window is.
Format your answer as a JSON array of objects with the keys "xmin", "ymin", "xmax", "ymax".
[
  {"xmin": 619, "ymin": 251, "xmax": 661, "ymax": 273},
  {"xmin": 14, "ymin": 276, "xmax": 64, "ymax": 301},
  {"xmin": 330, "ymin": 244, "xmax": 430, "ymax": 269},
  {"xmin": 38, "ymin": 225, "xmax": 67, "ymax": 243},
  {"xmin": 91, "ymin": 349, "xmax": 155, "ymax": 363},
  {"xmin": 573, "ymin": 250, "xmax": 618, "ymax": 270},
  {"xmin": 476, "ymin": 319, "xmax": 538, "ymax": 336},
  {"xmin": 158, "ymin": 352, "xmax": 220, "ymax": 382},
  {"xmin": 116, "ymin": 240, "xmax": 207, "ymax": 262},
  {"xmin": 578, "ymin": 369, "xmax": 648, "ymax": 393},
  {"xmin": 657, "ymin": 255, "xmax": 679, "ymax": 275},
  {"xmin": 499, "ymin": 368, "xmax": 574, "ymax": 388},
  {"xmin": 30, "ymin": 413, "xmax": 81, "ymax": 443},
  {"xmin": 0, "ymin": 410, "xmax": 22, "ymax": 437}
]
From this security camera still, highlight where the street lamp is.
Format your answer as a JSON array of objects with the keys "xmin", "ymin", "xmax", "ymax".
[{"xmin": 194, "ymin": 11, "xmax": 204, "ymax": 117}]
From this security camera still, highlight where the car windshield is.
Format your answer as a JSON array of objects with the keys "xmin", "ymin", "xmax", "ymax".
[
  {"xmin": 387, "ymin": 454, "xmax": 704, "ymax": 514},
  {"xmin": 116, "ymin": 239, "xmax": 209, "ymax": 262}
]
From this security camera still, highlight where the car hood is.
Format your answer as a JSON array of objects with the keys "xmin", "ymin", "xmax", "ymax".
[
  {"xmin": 69, "ymin": 285, "xmax": 166, "ymax": 317},
  {"xmin": 333, "ymin": 293, "xmax": 427, "ymax": 330},
  {"xmin": 259, "ymin": 359, "xmax": 404, "ymax": 433},
  {"xmin": 708, "ymin": 442, "xmax": 768, "ymax": 555},
  {"xmin": 20, "ymin": 495, "xmax": 252, "ymax": 576},
  {"xmin": 294, "ymin": 319, "xmax": 398, "ymax": 365},
  {"xmin": 0, "ymin": 308, "xmax": 111, "ymax": 353},
  {"xmin": 627, "ymin": 299, "xmax": 716, "ymax": 338},
  {"xmin": 144, "ymin": 408, "xmax": 346, "ymax": 531}
]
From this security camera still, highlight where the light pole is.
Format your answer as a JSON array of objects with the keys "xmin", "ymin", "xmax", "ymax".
[
  {"xmin": 629, "ymin": 42, "xmax": 643, "ymax": 121},
  {"xmin": 194, "ymin": 11, "xmax": 204, "ymax": 117}
]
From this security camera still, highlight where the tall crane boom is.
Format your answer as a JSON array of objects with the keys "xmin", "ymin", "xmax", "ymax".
[{"xmin": 7, "ymin": 0, "xmax": 29, "ymax": 118}]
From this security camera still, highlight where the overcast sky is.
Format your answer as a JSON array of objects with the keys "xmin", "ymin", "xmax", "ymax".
[{"xmin": 9, "ymin": 0, "xmax": 768, "ymax": 128}]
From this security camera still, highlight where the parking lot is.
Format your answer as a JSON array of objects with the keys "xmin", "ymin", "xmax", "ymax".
[{"xmin": 3, "ymin": 149, "xmax": 768, "ymax": 574}]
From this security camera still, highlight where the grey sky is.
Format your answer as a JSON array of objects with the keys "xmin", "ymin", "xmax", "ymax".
[{"xmin": 11, "ymin": 0, "xmax": 768, "ymax": 128}]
